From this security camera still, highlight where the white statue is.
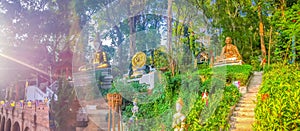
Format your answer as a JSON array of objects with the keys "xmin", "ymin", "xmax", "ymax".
[{"xmin": 172, "ymin": 98, "xmax": 186, "ymax": 131}]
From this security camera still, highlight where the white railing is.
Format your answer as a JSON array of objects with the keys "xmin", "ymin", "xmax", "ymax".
[{"xmin": 26, "ymin": 86, "xmax": 46, "ymax": 101}]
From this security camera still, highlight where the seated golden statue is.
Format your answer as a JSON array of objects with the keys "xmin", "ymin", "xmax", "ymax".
[
  {"xmin": 172, "ymin": 98, "xmax": 186, "ymax": 131},
  {"xmin": 78, "ymin": 48, "xmax": 110, "ymax": 72},
  {"xmin": 94, "ymin": 50, "xmax": 110, "ymax": 69},
  {"xmin": 216, "ymin": 37, "xmax": 242, "ymax": 63}
]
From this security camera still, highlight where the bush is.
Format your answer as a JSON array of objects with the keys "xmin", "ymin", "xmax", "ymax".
[
  {"xmin": 212, "ymin": 65, "xmax": 252, "ymax": 86},
  {"xmin": 226, "ymin": 64, "xmax": 252, "ymax": 86},
  {"xmin": 254, "ymin": 64, "xmax": 300, "ymax": 130},
  {"xmin": 186, "ymin": 84, "xmax": 241, "ymax": 130}
]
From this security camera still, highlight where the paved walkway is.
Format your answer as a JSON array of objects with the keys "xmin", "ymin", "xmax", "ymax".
[{"xmin": 230, "ymin": 71, "xmax": 263, "ymax": 131}]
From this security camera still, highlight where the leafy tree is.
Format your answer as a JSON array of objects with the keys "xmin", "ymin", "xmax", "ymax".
[{"xmin": 271, "ymin": 1, "xmax": 300, "ymax": 63}]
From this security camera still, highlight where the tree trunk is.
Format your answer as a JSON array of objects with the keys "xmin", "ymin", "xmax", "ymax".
[
  {"xmin": 268, "ymin": 26, "xmax": 272, "ymax": 66},
  {"xmin": 129, "ymin": 14, "xmax": 136, "ymax": 57},
  {"xmin": 114, "ymin": 26, "xmax": 125, "ymax": 75},
  {"xmin": 258, "ymin": 4, "xmax": 266, "ymax": 60},
  {"xmin": 95, "ymin": 32, "xmax": 102, "ymax": 50},
  {"xmin": 167, "ymin": 0, "xmax": 175, "ymax": 75},
  {"xmin": 280, "ymin": 0, "xmax": 285, "ymax": 17},
  {"xmin": 167, "ymin": 0, "xmax": 173, "ymax": 54}
]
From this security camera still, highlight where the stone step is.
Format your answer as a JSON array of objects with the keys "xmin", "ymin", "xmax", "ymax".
[
  {"xmin": 239, "ymin": 100, "xmax": 256, "ymax": 104},
  {"xmin": 248, "ymin": 84, "xmax": 260, "ymax": 88},
  {"xmin": 233, "ymin": 112, "xmax": 255, "ymax": 117},
  {"xmin": 241, "ymin": 98, "xmax": 257, "ymax": 102},
  {"xmin": 231, "ymin": 117, "xmax": 255, "ymax": 123},
  {"xmin": 242, "ymin": 93, "xmax": 257, "ymax": 98},
  {"xmin": 231, "ymin": 122, "xmax": 254, "ymax": 130},
  {"xmin": 253, "ymin": 71, "xmax": 263, "ymax": 75},
  {"xmin": 247, "ymin": 89, "xmax": 259, "ymax": 93},
  {"xmin": 240, "ymin": 98, "xmax": 256, "ymax": 102},
  {"xmin": 248, "ymin": 88, "xmax": 259, "ymax": 91},
  {"xmin": 236, "ymin": 103, "xmax": 256, "ymax": 108},
  {"xmin": 248, "ymin": 87, "xmax": 259, "ymax": 91},
  {"xmin": 242, "ymin": 94, "xmax": 257, "ymax": 98},
  {"xmin": 234, "ymin": 122, "xmax": 254, "ymax": 126},
  {"xmin": 231, "ymin": 126, "xmax": 253, "ymax": 131},
  {"xmin": 241, "ymin": 97, "xmax": 257, "ymax": 101},
  {"xmin": 234, "ymin": 107, "xmax": 254, "ymax": 112}
]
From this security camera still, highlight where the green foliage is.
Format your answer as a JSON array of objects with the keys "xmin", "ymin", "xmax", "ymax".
[
  {"xmin": 272, "ymin": 3, "xmax": 300, "ymax": 62},
  {"xmin": 153, "ymin": 47, "xmax": 169, "ymax": 69},
  {"xmin": 186, "ymin": 85, "xmax": 241, "ymax": 130},
  {"xmin": 102, "ymin": 45, "xmax": 116, "ymax": 62},
  {"xmin": 225, "ymin": 65, "xmax": 252, "ymax": 86},
  {"xmin": 212, "ymin": 65, "xmax": 253, "ymax": 86},
  {"xmin": 180, "ymin": 25, "xmax": 203, "ymax": 57},
  {"xmin": 250, "ymin": 55, "xmax": 263, "ymax": 71},
  {"xmin": 254, "ymin": 63, "xmax": 300, "ymax": 130}
]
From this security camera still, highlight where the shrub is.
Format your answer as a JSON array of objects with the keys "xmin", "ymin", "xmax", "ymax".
[
  {"xmin": 254, "ymin": 64, "xmax": 300, "ymax": 130},
  {"xmin": 186, "ymin": 85, "xmax": 241, "ymax": 130},
  {"xmin": 212, "ymin": 65, "xmax": 252, "ymax": 86}
]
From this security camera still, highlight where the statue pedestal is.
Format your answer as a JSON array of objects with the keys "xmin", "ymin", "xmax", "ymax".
[
  {"xmin": 213, "ymin": 58, "xmax": 242, "ymax": 67},
  {"xmin": 130, "ymin": 70, "xmax": 145, "ymax": 78},
  {"xmin": 127, "ymin": 71, "xmax": 157, "ymax": 90}
]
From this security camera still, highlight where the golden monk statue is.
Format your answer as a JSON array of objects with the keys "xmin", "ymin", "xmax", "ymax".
[
  {"xmin": 216, "ymin": 37, "xmax": 242, "ymax": 63},
  {"xmin": 172, "ymin": 98, "xmax": 186, "ymax": 131},
  {"xmin": 93, "ymin": 48, "xmax": 110, "ymax": 69}
]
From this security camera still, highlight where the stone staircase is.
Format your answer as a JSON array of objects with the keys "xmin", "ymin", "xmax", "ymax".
[{"xmin": 230, "ymin": 72, "xmax": 263, "ymax": 131}]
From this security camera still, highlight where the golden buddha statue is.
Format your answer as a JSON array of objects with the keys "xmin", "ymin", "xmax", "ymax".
[
  {"xmin": 130, "ymin": 52, "xmax": 147, "ymax": 78},
  {"xmin": 172, "ymin": 98, "xmax": 186, "ymax": 131},
  {"xmin": 93, "ymin": 49, "xmax": 110, "ymax": 69},
  {"xmin": 216, "ymin": 37, "xmax": 242, "ymax": 63}
]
